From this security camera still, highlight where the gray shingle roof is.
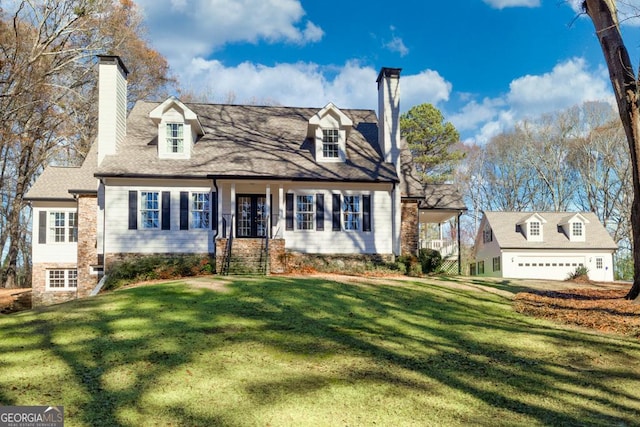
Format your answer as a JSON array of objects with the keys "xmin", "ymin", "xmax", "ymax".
[
  {"xmin": 419, "ymin": 184, "xmax": 467, "ymax": 211},
  {"xmin": 95, "ymin": 102, "xmax": 398, "ymax": 182},
  {"xmin": 484, "ymin": 211, "xmax": 618, "ymax": 250},
  {"xmin": 25, "ymin": 143, "xmax": 99, "ymax": 201}
]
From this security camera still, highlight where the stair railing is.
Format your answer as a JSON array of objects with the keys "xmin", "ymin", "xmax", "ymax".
[{"xmin": 222, "ymin": 215, "xmax": 234, "ymax": 275}]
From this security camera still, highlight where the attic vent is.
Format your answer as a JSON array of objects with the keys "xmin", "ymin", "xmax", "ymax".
[{"xmin": 515, "ymin": 224, "xmax": 521, "ymax": 233}]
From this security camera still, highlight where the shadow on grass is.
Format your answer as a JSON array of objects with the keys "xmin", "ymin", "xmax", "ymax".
[{"xmin": 0, "ymin": 276, "xmax": 639, "ymax": 426}]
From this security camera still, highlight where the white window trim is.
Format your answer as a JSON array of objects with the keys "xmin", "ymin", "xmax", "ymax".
[
  {"xmin": 342, "ymin": 194, "xmax": 361, "ymax": 232},
  {"xmin": 321, "ymin": 128, "xmax": 340, "ymax": 159},
  {"xmin": 140, "ymin": 191, "xmax": 160, "ymax": 230},
  {"xmin": 47, "ymin": 210, "xmax": 78, "ymax": 244},
  {"xmin": 295, "ymin": 194, "xmax": 315, "ymax": 231},
  {"xmin": 529, "ymin": 221, "xmax": 540, "ymax": 236},
  {"xmin": 46, "ymin": 269, "xmax": 78, "ymax": 291},
  {"xmin": 166, "ymin": 122, "xmax": 185, "ymax": 154},
  {"xmin": 595, "ymin": 257, "xmax": 603, "ymax": 269},
  {"xmin": 572, "ymin": 222, "xmax": 583, "ymax": 237},
  {"xmin": 190, "ymin": 191, "xmax": 210, "ymax": 229}
]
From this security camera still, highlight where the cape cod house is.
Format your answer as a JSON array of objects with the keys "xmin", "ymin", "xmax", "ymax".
[
  {"xmin": 25, "ymin": 56, "xmax": 466, "ymax": 306},
  {"xmin": 472, "ymin": 211, "xmax": 618, "ymax": 282}
]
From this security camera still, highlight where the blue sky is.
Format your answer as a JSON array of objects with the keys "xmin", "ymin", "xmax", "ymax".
[{"xmin": 133, "ymin": 0, "xmax": 640, "ymax": 144}]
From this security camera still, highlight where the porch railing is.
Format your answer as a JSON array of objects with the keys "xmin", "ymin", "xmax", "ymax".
[{"xmin": 421, "ymin": 239, "xmax": 458, "ymax": 259}]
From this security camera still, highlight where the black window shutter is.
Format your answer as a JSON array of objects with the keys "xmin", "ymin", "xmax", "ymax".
[
  {"xmin": 180, "ymin": 191, "xmax": 189, "ymax": 230},
  {"xmin": 162, "ymin": 192, "xmax": 171, "ymax": 230},
  {"xmin": 38, "ymin": 211, "xmax": 47, "ymax": 244},
  {"xmin": 211, "ymin": 192, "xmax": 218, "ymax": 231},
  {"xmin": 332, "ymin": 194, "xmax": 341, "ymax": 231},
  {"xmin": 285, "ymin": 193, "xmax": 294, "ymax": 230},
  {"xmin": 363, "ymin": 194, "xmax": 371, "ymax": 232},
  {"xmin": 128, "ymin": 191, "xmax": 137, "ymax": 230},
  {"xmin": 316, "ymin": 193, "xmax": 324, "ymax": 231}
]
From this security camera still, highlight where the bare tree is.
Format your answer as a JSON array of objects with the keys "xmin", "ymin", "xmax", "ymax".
[
  {"xmin": 582, "ymin": 0, "xmax": 640, "ymax": 299},
  {"xmin": 0, "ymin": 0, "xmax": 174, "ymax": 288}
]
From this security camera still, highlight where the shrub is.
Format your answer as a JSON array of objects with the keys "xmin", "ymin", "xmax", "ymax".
[
  {"xmin": 104, "ymin": 255, "xmax": 214, "ymax": 291},
  {"xmin": 397, "ymin": 255, "xmax": 422, "ymax": 276},
  {"xmin": 418, "ymin": 248, "xmax": 442, "ymax": 274},
  {"xmin": 567, "ymin": 265, "xmax": 589, "ymax": 281}
]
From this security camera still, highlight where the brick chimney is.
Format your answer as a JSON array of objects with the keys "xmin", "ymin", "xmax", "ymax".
[
  {"xmin": 377, "ymin": 67, "xmax": 401, "ymax": 169},
  {"xmin": 97, "ymin": 55, "xmax": 128, "ymax": 165}
]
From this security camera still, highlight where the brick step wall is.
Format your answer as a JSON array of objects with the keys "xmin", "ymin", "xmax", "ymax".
[{"xmin": 216, "ymin": 238, "xmax": 286, "ymax": 274}]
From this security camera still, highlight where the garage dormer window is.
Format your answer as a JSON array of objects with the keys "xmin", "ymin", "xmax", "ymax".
[
  {"xmin": 572, "ymin": 222, "xmax": 583, "ymax": 237},
  {"xmin": 322, "ymin": 129, "xmax": 339, "ymax": 158},
  {"xmin": 166, "ymin": 123, "xmax": 184, "ymax": 154},
  {"xmin": 530, "ymin": 221, "xmax": 540, "ymax": 236}
]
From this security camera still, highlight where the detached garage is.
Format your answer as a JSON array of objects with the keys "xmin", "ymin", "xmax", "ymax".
[{"xmin": 472, "ymin": 212, "xmax": 617, "ymax": 282}]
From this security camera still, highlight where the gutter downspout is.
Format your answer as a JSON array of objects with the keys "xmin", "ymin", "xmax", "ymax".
[
  {"xmin": 213, "ymin": 178, "xmax": 219, "ymax": 241},
  {"xmin": 91, "ymin": 178, "xmax": 108, "ymax": 296}
]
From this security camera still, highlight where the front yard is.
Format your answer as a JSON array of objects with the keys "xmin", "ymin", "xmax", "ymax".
[{"xmin": 0, "ymin": 275, "xmax": 638, "ymax": 426}]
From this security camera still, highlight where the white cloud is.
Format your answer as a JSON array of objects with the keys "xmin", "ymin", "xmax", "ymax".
[
  {"xmin": 385, "ymin": 36, "xmax": 409, "ymax": 57},
  {"xmin": 507, "ymin": 58, "xmax": 611, "ymax": 117},
  {"xmin": 135, "ymin": 0, "xmax": 323, "ymax": 69},
  {"xmin": 457, "ymin": 58, "xmax": 613, "ymax": 145},
  {"xmin": 402, "ymin": 70, "xmax": 452, "ymax": 110},
  {"xmin": 483, "ymin": 0, "xmax": 540, "ymax": 9},
  {"xmin": 179, "ymin": 59, "xmax": 451, "ymax": 112}
]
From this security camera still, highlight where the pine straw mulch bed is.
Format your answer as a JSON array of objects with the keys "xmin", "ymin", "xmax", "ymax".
[{"xmin": 514, "ymin": 285, "xmax": 640, "ymax": 338}]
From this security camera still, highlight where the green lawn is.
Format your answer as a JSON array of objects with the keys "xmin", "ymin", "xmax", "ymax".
[{"xmin": 0, "ymin": 275, "xmax": 638, "ymax": 426}]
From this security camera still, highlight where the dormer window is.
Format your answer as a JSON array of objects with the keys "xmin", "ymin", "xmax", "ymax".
[
  {"xmin": 530, "ymin": 221, "xmax": 540, "ymax": 236},
  {"xmin": 559, "ymin": 213, "xmax": 588, "ymax": 242},
  {"xmin": 308, "ymin": 103, "xmax": 352, "ymax": 163},
  {"xmin": 322, "ymin": 129, "xmax": 339, "ymax": 158},
  {"xmin": 149, "ymin": 97, "xmax": 204, "ymax": 160},
  {"xmin": 518, "ymin": 213, "xmax": 546, "ymax": 242},
  {"xmin": 166, "ymin": 123, "xmax": 184, "ymax": 154},
  {"xmin": 572, "ymin": 222, "xmax": 583, "ymax": 237}
]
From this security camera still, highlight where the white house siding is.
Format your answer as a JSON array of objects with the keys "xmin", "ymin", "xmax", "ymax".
[
  {"xmin": 215, "ymin": 180, "xmax": 394, "ymax": 255},
  {"xmin": 32, "ymin": 202, "xmax": 78, "ymax": 264},
  {"xmin": 103, "ymin": 178, "xmax": 216, "ymax": 254},
  {"xmin": 284, "ymin": 182, "xmax": 393, "ymax": 255}
]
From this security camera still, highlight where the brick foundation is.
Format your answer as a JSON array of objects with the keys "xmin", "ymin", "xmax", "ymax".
[
  {"xmin": 284, "ymin": 252, "xmax": 394, "ymax": 273},
  {"xmin": 32, "ymin": 262, "xmax": 82, "ymax": 307},
  {"xmin": 104, "ymin": 252, "xmax": 214, "ymax": 272}
]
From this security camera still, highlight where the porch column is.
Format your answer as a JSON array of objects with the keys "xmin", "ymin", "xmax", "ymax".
[
  {"xmin": 230, "ymin": 183, "xmax": 236, "ymax": 238},
  {"xmin": 278, "ymin": 184, "xmax": 284, "ymax": 238},
  {"xmin": 265, "ymin": 184, "xmax": 271, "ymax": 237}
]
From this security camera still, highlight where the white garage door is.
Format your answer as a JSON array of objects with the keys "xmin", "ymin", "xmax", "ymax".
[{"xmin": 514, "ymin": 256, "xmax": 586, "ymax": 281}]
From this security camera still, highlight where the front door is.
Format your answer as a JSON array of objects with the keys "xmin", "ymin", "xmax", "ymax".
[{"xmin": 236, "ymin": 194, "xmax": 268, "ymax": 237}]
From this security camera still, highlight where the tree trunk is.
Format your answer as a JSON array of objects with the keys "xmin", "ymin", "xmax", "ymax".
[{"xmin": 583, "ymin": 0, "xmax": 640, "ymax": 299}]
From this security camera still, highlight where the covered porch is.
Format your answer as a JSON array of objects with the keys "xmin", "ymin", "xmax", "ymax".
[{"xmin": 401, "ymin": 183, "xmax": 467, "ymax": 274}]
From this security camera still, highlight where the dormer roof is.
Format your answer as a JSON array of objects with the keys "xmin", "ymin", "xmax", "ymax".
[
  {"xmin": 149, "ymin": 96, "xmax": 205, "ymax": 136},
  {"xmin": 559, "ymin": 212, "xmax": 590, "ymax": 225},
  {"xmin": 307, "ymin": 102, "xmax": 353, "ymax": 138},
  {"xmin": 517, "ymin": 212, "xmax": 547, "ymax": 225}
]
